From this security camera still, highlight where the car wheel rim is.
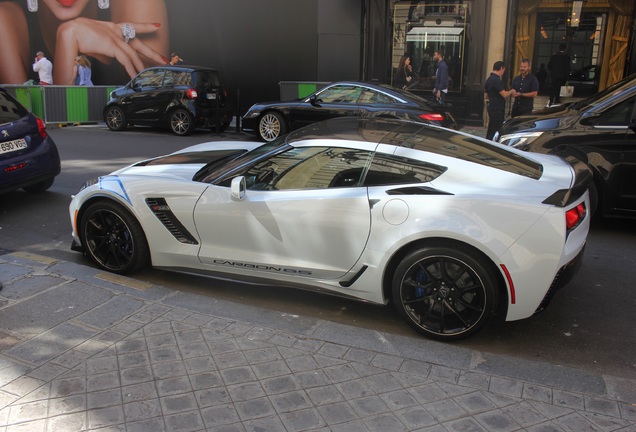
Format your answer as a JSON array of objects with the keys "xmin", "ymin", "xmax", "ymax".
[
  {"xmin": 107, "ymin": 109, "xmax": 122, "ymax": 129},
  {"xmin": 171, "ymin": 111, "xmax": 190, "ymax": 135},
  {"xmin": 259, "ymin": 114, "xmax": 280, "ymax": 141},
  {"xmin": 398, "ymin": 255, "xmax": 487, "ymax": 336},
  {"xmin": 84, "ymin": 209, "xmax": 135, "ymax": 272}
]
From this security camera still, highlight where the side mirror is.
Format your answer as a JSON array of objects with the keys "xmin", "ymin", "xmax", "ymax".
[
  {"xmin": 309, "ymin": 95, "xmax": 321, "ymax": 106},
  {"xmin": 231, "ymin": 176, "xmax": 246, "ymax": 200}
]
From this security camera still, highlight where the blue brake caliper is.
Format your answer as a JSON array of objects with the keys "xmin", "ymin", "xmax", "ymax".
[{"xmin": 414, "ymin": 270, "xmax": 427, "ymax": 298}]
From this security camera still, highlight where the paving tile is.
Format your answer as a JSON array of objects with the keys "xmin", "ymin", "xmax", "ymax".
[
  {"xmin": 123, "ymin": 399, "xmax": 162, "ymax": 421},
  {"xmin": 305, "ymin": 385, "xmax": 345, "ymax": 406},
  {"xmin": 584, "ymin": 394, "xmax": 621, "ymax": 417},
  {"xmin": 316, "ymin": 401, "xmax": 359, "ymax": 425},
  {"xmin": 270, "ymin": 390, "xmax": 312, "ymax": 413},
  {"xmin": 200, "ymin": 403, "xmax": 241, "ymax": 428},
  {"xmin": 278, "ymin": 407, "xmax": 326, "ymax": 431},
  {"xmin": 87, "ymin": 388, "xmax": 122, "ymax": 409},
  {"xmin": 160, "ymin": 393, "xmax": 198, "ymax": 414},
  {"xmin": 234, "ymin": 397, "xmax": 276, "ymax": 421}
]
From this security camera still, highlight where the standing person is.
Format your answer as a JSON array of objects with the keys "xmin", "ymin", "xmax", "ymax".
[
  {"xmin": 547, "ymin": 43, "xmax": 571, "ymax": 106},
  {"xmin": 510, "ymin": 58, "xmax": 539, "ymax": 117},
  {"xmin": 395, "ymin": 54, "xmax": 416, "ymax": 89},
  {"xmin": 168, "ymin": 52, "xmax": 183, "ymax": 65},
  {"xmin": 70, "ymin": 55, "xmax": 93, "ymax": 85},
  {"xmin": 484, "ymin": 61, "xmax": 514, "ymax": 140},
  {"xmin": 432, "ymin": 50, "xmax": 449, "ymax": 105},
  {"xmin": 32, "ymin": 50, "xmax": 53, "ymax": 85},
  {"xmin": 536, "ymin": 63, "xmax": 548, "ymax": 93}
]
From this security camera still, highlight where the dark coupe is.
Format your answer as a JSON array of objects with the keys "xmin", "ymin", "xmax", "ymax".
[
  {"xmin": 242, "ymin": 81, "xmax": 457, "ymax": 141},
  {"xmin": 495, "ymin": 73, "xmax": 636, "ymax": 219}
]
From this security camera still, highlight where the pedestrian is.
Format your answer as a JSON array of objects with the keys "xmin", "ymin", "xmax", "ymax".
[
  {"xmin": 536, "ymin": 63, "xmax": 548, "ymax": 93},
  {"xmin": 70, "ymin": 55, "xmax": 94, "ymax": 85},
  {"xmin": 395, "ymin": 54, "xmax": 417, "ymax": 89},
  {"xmin": 32, "ymin": 51, "xmax": 53, "ymax": 85},
  {"xmin": 168, "ymin": 52, "xmax": 183, "ymax": 65},
  {"xmin": 510, "ymin": 59, "xmax": 539, "ymax": 117},
  {"xmin": 484, "ymin": 61, "xmax": 514, "ymax": 140},
  {"xmin": 432, "ymin": 50, "xmax": 449, "ymax": 105},
  {"xmin": 547, "ymin": 43, "xmax": 570, "ymax": 106}
]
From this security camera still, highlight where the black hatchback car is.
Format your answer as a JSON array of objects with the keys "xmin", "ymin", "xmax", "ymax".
[
  {"xmin": 104, "ymin": 66, "xmax": 232, "ymax": 136},
  {"xmin": 494, "ymin": 73, "xmax": 636, "ymax": 219},
  {"xmin": 242, "ymin": 81, "xmax": 457, "ymax": 141}
]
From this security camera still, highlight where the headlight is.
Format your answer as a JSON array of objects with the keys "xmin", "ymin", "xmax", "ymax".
[
  {"xmin": 497, "ymin": 131, "xmax": 543, "ymax": 150},
  {"xmin": 245, "ymin": 111, "xmax": 260, "ymax": 119},
  {"xmin": 79, "ymin": 177, "xmax": 99, "ymax": 192}
]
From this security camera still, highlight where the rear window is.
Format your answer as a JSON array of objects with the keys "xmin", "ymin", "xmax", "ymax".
[
  {"xmin": 194, "ymin": 71, "xmax": 221, "ymax": 90},
  {"xmin": 402, "ymin": 126, "xmax": 544, "ymax": 179},
  {"xmin": 0, "ymin": 91, "xmax": 29, "ymax": 124}
]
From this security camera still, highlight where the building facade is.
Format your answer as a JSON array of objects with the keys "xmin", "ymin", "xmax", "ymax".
[{"xmin": 376, "ymin": 0, "xmax": 635, "ymax": 123}]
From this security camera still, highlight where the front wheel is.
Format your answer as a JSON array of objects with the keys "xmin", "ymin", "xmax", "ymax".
[
  {"xmin": 392, "ymin": 243, "xmax": 499, "ymax": 341},
  {"xmin": 258, "ymin": 112, "xmax": 286, "ymax": 141},
  {"xmin": 79, "ymin": 200, "xmax": 150, "ymax": 274},
  {"xmin": 104, "ymin": 106, "xmax": 127, "ymax": 131},
  {"xmin": 169, "ymin": 109, "xmax": 194, "ymax": 136}
]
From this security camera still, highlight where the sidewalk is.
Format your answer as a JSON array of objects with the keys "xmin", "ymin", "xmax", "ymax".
[{"xmin": 0, "ymin": 252, "xmax": 635, "ymax": 432}]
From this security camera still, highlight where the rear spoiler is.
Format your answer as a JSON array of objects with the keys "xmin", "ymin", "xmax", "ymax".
[{"xmin": 543, "ymin": 156, "xmax": 592, "ymax": 207}]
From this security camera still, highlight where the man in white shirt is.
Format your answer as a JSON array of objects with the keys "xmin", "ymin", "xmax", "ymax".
[{"xmin": 33, "ymin": 51, "xmax": 53, "ymax": 85}]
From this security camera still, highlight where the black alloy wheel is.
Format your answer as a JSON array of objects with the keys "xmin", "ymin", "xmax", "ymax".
[
  {"xmin": 392, "ymin": 243, "xmax": 499, "ymax": 341},
  {"xmin": 170, "ymin": 109, "xmax": 194, "ymax": 136},
  {"xmin": 105, "ymin": 106, "xmax": 127, "ymax": 131},
  {"xmin": 80, "ymin": 200, "xmax": 149, "ymax": 274}
]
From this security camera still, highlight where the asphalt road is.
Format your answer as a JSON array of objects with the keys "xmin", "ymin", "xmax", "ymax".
[{"xmin": 1, "ymin": 124, "xmax": 635, "ymax": 381}]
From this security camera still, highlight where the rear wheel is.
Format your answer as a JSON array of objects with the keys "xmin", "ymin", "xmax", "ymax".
[
  {"xmin": 392, "ymin": 242, "xmax": 499, "ymax": 341},
  {"xmin": 104, "ymin": 106, "xmax": 127, "ymax": 131},
  {"xmin": 79, "ymin": 200, "xmax": 149, "ymax": 274},
  {"xmin": 170, "ymin": 109, "xmax": 194, "ymax": 136},
  {"xmin": 258, "ymin": 112, "xmax": 286, "ymax": 141}
]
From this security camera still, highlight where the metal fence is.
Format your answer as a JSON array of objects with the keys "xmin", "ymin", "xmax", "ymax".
[{"xmin": 3, "ymin": 85, "xmax": 117, "ymax": 124}]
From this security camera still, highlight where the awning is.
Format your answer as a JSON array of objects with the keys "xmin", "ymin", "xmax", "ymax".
[{"xmin": 407, "ymin": 27, "xmax": 464, "ymax": 43}]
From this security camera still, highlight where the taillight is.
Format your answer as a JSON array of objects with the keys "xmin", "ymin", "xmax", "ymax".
[
  {"xmin": 419, "ymin": 113, "xmax": 445, "ymax": 122},
  {"xmin": 186, "ymin": 88, "xmax": 198, "ymax": 99},
  {"xmin": 565, "ymin": 202, "xmax": 586, "ymax": 231},
  {"xmin": 36, "ymin": 117, "xmax": 47, "ymax": 138}
]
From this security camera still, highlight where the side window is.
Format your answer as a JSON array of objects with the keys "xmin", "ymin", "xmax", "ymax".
[
  {"xmin": 358, "ymin": 89, "xmax": 395, "ymax": 104},
  {"xmin": 316, "ymin": 85, "xmax": 362, "ymax": 104},
  {"xmin": 243, "ymin": 147, "xmax": 372, "ymax": 191},
  {"xmin": 364, "ymin": 154, "xmax": 445, "ymax": 186},
  {"xmin": 174, "ymin": 71, "xmax": 192, "ymax": 86},
  {"xmin": 596, "ymin": 96, "xmax": 635, "ymax": 127},
  {"xmin": 163, "ymin": 70, "xmax": 174, "ymax": 87},
  {"xmin": 132, "ymin": 69, "xmax": 164, "ymax": 88}
]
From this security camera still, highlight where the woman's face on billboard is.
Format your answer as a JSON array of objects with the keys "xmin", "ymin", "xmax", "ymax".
[{"xmin": 41, "ymin": 0, "xmax": 91, "ymax": 21}]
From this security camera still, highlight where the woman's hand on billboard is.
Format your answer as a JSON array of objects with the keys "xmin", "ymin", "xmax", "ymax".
[{"xmin": 54, "ymin": 17, "xmax": 167, "ymax": 85}]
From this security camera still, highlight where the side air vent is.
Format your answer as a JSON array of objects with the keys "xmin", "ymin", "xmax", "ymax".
[{"xmin": 145, "ymin": 198, "xmax": 199, "ymax": 244}]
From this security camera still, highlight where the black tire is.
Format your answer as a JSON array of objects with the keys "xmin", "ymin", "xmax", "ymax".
[
  {"xmin": 392, "ymin": 242, "xmax": 499, "ymax": 341},
  {"xmin": 104, "ymin": 106, "xmax": 127, "ymax": 131},
  {"xmin": 169, "ymin": 109, "xmax": 194, "ymax": 136},
  {"xmin": 258, "ymin": 112, "xmax": 286, "ymax": 141},
  {"xmin": 23, "ymin": 177, "xmax": 55, "ymax": 193},
  {"xmin": 79, "ymin": 200, "xmax": 150, "ymax": 274}
]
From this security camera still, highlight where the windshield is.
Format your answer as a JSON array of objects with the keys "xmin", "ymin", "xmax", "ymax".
[
  {"xmin": 573, "ymin": 73, "xmax": 636, "ymax": 110},
  {"xmin": 201, "ymin": 139, "xmax": 289, "ymax": 184}
]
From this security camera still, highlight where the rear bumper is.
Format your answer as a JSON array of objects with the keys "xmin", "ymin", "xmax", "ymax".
[
  {"xmin": 0, "ymin": 136, "xmax": 61, "ymax": 194},
  {"xmin": 534, "ymin": 243, "xmax": 586, "ymax": 314}
]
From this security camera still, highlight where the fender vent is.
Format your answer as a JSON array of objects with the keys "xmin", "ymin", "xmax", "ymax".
[{"xmin": 146, "ymin": 198, "xmax": 198, "ymax": 244}]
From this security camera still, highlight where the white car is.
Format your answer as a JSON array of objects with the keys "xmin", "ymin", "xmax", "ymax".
[{"xmin": 69, "ymin": 117, "xmax": 591, "ymax": 340}]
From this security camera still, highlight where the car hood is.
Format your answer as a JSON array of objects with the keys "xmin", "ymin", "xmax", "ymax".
[
  {"xmin": 110, "ymin": 141, "xmax": 261, "ymax": 181},
  {"xmin": 500, "ymin": 105, "xmax": 581, "ymax": 134}
]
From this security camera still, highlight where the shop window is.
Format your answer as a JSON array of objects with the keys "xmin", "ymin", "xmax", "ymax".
[{"xmin": 392, "ymin": 1, "xmax": 469, "ymax": 94}]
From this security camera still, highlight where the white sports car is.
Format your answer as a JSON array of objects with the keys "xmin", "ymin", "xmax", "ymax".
[{"xmin": 69, "ymin": 117, "xmax": 591, "ymax": 340}]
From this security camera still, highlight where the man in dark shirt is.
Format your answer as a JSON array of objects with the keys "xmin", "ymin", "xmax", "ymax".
[
  {"xmin": 484, "ymin": 61, "xmax": 514, "ymax": 140},
  {"xmin": 510, "ymin": 58, "xmax": 540, "ymax": 117},
  {"xmin": 547, "ymin": 43, "xmax": 570, "ymax": 106},
  {"xmin": 432, "ymin": 50, "xmax": 449, "ymax": 105}
]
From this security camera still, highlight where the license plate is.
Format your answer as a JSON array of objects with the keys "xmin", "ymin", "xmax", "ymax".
[
  {"xmin": 0, "ymin": 139, "xmax": 28, "ymax": 155},
  {"xmin": 206, "ymin": 93, "xmax": 217, "ymax": 100}
]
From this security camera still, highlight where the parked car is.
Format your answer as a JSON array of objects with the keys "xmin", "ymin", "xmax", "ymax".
[
  {"xmin": 104, "ymin": 65, "xmax": 232, "ymax": 136},
  {"xmin": 0, "ymin": 87, "xmax": 60, "ymax": 194},
  {"xmin": 69, "ymin": 117, "xmax": 590, "ymax": 341},
  {"xmin": 494, "ymin": 72, "xmax": 636, "ymax": 219},
  {"xmin": 241, "ymin": 81, "xmax": 457, "ymax": 141}
]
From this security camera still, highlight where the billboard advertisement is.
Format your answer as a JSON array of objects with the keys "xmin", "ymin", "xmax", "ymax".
[{"xmin": 0, "ymin": 0, "xmax": 361, "ymax": 114}]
